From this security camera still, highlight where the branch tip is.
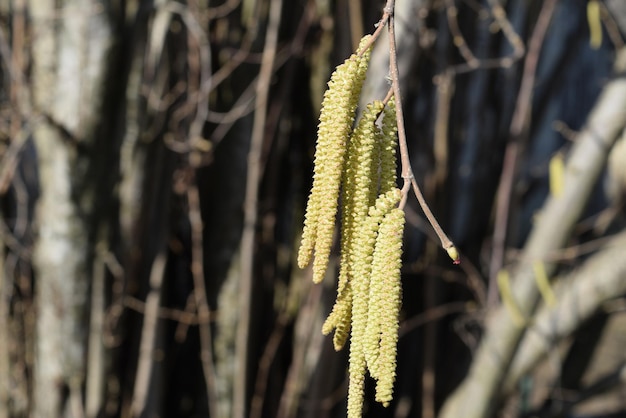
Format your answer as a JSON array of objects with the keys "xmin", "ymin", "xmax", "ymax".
[{"xmin": 446, "ymin": 245, "xmax": 460, "ymax": 265}]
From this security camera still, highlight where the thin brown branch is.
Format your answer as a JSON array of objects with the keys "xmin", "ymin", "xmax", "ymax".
[
  {"xmin": 235, "ymin": 0, "xmax": 283, "ymax": 415},
  {"xmin": 399, "ymin": 301, "xmax": 477, "ymax": 337},
  {"xmin": 445, "ymin": 0, "xmax": 479, "ymax": 67},
  {"xmin": 250, "ymin": 312, "xmax": 290, "ymax": 418},
  {"xmin": 489, "ymin": 0, "xmax": 559, "ymax": 306},
  {"xmin": 276, "ymin": 273, "xmax": 324, "ymax": 418},
  {"xmin": 348, "ymin": 0, "xmax": 364, "ymax": 51},
  {"xmin": 432, "ymin": 70, "xmax": 454, "ymax": 190},
  {"xmin": 444, "ymin": 0, "xmax": 525, "ymax": 74},
  {"xmin": 385, "ymin": 1, "xmax": 456, "ymax": 259},
  {"xmin": 485, "ymin": 0, "xmax": 525, "ymax": 61},
  {"xmin": 86, "ymin": 239, "xmax": 106, "ymax": 417},
  {"xmin": 130, "ymin": 251, "xmax": 166, "ymax": 416},
  {"xmin": 600, "ymin": 0, "xmax": 625, "ymax": 49},
  {"xmin": 356, "ymin": 2, "xmax": 393, "ymax": 56},
  {"xmin": 403, "ymin": 207, "xmax": 486, "ymax": 305},
  {"xmin": 422, "ymin": 275, "xmax": 436, "ymax": 418},
  {"xmin": 187, "ymin": 183, "xmax": 219, "ymax": 418},
  {"xmin": 207, "ymin": 0, "xmax": 242, "ymax": 20},
  {"xmin": 120, "ymin": 294, "xmax": 217, "ymax": 326}
]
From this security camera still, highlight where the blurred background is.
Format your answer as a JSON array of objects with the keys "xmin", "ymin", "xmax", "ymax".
[{"xmin": 1, "ymin": 0, "xmax": 626, "ymax": 417}]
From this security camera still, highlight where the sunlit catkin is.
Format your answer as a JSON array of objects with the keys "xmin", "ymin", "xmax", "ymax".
[
  {"xmin": 296, "ymin": 30, "xmax": 408, "ymax": 418},
  {"xmin": 322, "ymin": 282, "xmax": 353, "ymax": 350},
  {"xmin": 380, "ymin": 98, "xmax": 398, "ymax": 194},
  {"xmin": 298, "ymin": 35, "xmax": 373, "ymax": 284},
  {"xmin": 325, "ymin": 100, "xmax": 384, "ymax": 350},
  {"xmin": 338, "ymin": 100, "xmax": 385, "ymax": 293},
  {"xmin": 347, "ymin": 188, "xmax": 401, "ymax": 418},
  {"xmin": 368, "ymin": 207, "xmax": 404, "ymax": 406}
]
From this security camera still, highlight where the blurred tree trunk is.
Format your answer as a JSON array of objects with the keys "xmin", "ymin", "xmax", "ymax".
[{"xmin": 28, "ymin": 0, "xmax": 113, "ymax": 416}]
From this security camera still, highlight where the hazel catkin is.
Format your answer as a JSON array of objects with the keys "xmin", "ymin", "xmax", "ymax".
[
  {"xmin": 338, "ymin": 100, "xmax": 385, "ymax": 294},
  {"xmin": 368, "ymin": 207, "xmax": 404, "ymax": 406},
  {"xmin": 298, "ymin": 35, "xmax": 373, "ymax": 284},
  {"xmin": 380, "ymin": 97, "xmax": 399, "ymax": 195},
  {"xmin": 347, "ymin": 188, "xmax": 401, "ymax": 418}
]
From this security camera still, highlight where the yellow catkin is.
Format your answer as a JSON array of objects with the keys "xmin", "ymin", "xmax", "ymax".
[
  {"xmin": 368, "ymin": 208, "xmax": 404, "ymax": 406},
  {"xmin": 497, "ymin": 270, "xmax": 527, "ymax": 327},
  {"xmin": 347, "ymin": 333, "xmax": 368, "ymax": 418},
  {"xmin": 364, "ymin": 118, "xmax": 399, "ymax": 377},
  {"xmin": 587, "ymin": 0, "xmax": 602, "ymax": 49},
  {"xmin": 298, "ymin": 35, "xmax": 373, "ymax": 284},
  {"xmin": 332, "ymin": 302, "xmax": 352, "ymax": 350},
  {"xmin": 347, "ymin": 188, "xmax": 401, "ymax": 418},
  {"xmin": 549, "ymin": 151, "xmax": 565, "ymax": 197},
  {"xmin": 338, "ymin": 100, "xmax": 385, "ymax": 294},
  {"xmin": 322, "ymin": 282, "xmax": 353, "ymax": 351},
  {"xmin": 298, "ymin": 56, "xmax": 358, "ymax": 271},
  {"xmin": 325, "ymin": 100, "xmax": 383, "ymax": 349},
  {"xmin": 369, "ymin": 126, "xmax": 384, "ymax": 207},
  {"xmin": 379, "ymin": 97, "xmax": 398, "ymax": 194}
]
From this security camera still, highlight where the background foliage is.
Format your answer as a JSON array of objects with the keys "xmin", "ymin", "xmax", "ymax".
[{"xmin": 1, "ymin": 0, "xmax": 626, "ymax": 417}]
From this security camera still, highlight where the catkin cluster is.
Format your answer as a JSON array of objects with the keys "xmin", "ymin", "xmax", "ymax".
[
  {"xmin": 298, "ymin": 35, "xmax": 373, "ymax": 283},
  {"xmin": 298, "ymin": 34, "xmax": 405, "ymax": 418}
]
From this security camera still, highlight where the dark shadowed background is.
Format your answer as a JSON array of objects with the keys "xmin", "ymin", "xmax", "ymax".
[{"xmin": 1, "ymin": 0, "xmax": 626, "ymax": 417}]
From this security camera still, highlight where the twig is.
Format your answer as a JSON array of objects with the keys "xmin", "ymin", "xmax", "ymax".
[
  {"xmin": 386, "ymin": 1, "xmax": 456, "ymax": 256},
  {"xmin": 207, "ymin": 0, "xmax": 242, "ymax": 20},
  {"xmin": 422, "ymin": 275, "xmax": 436, "ymax": 418},
  {"xmin": 187, "ymin": 183, "xmax": 219, "ymax": 418},
  {"xmin": 130, "ymin": 251, "xmax": 166, "ymax": 417},
  {"xmin": 235, "ymin": 0, "xmax": 283, "ymax": 415},
  {"xmin": 432, "ymin": 70, "xmax": 454, "ymax": 190},
  {"xmin": 445, "ymin": 0, "xmax": 479, "ymax": 67},
  {"xmin": 276, "ymin": 277, "xmax": 325, "ymax": 418},
  {"xmin": 356, "ymin": 4, "xmax": 392, "ymax": 56},
  {"xmin": 599, "ymin": 1, "xmax": 625, "ymax": 49},
  {"xmin": 173, "ymin": 294, "xmax": 198, "ymax": 342},
  {"xmin": 442, "ymin": 0, "xmax": 525, "ymax": 74},
  {"xmin": 86, "ymin": 239, "xmax": 107, "ymax": 417},
  {"xmin": 489, "ymin": 0, "xmax": 558, "ymax": 306},
  {"xmin": 348, "ymin": 0, "xmax": 364, "ymax": 52},
  {"xmin": 158, "ymin": 3, "xmax": 212, "ymax": 157},
  {"xmin": 250, "ymin": 312, "xmax": 289, "ymax": 418},
  {"xmin": 399, "ymin": 301, "xmax": 476, "ymax": 336},
  {"xmin": 485, "ymin": 0, "xmax": 525, "ymax": 61},
  {"xmin": 207, "ymin": 18, "xmax": 313, "ymax": 155},
  {"xmin": 119, "ymin": 292, "xmax": 217, "ymax": 326}
]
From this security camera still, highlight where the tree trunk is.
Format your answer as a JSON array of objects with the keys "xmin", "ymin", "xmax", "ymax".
[{"xmin": 29, "ymin": 0, "xmax": 112, "ymax": 415}]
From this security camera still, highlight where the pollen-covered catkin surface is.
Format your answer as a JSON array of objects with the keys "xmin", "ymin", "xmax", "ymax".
[
  {"xmin": 326, "ymin": 100, "xmax": 383, "ymax": 349},
  {"xmin": 347, "ymin": 188, "xmax": 401, "ymax": 418},
  {"xmin": 338, "ymin": 100, "xmax": 385, "ymax": 294},
  {"xmin": 368, "ymin": 207, "xmax": 404, "ymax": 406},
  {"xmin": 322, "ymin": 282, "xmax": 353, "ymax": 351},
  {"xmin": 297, "ymin": 35, "xmax": 373, "ymax": 284},
  {"xmin": 380, "ymin": 97, "xmax": 398, "ymax": 195},
  {"xmin": 296, "ymin": 34, "xmax": 405, "ymax": 418},
  {"xmin": 351, "ymin": 188, "xmax": 401, "ymax": 347}
]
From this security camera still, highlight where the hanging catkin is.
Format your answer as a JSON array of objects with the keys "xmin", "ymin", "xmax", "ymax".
[{"xmin": 298, "ymin": 35, "xmax": 373, "ymax": 284}]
